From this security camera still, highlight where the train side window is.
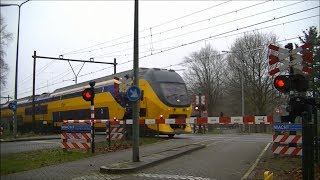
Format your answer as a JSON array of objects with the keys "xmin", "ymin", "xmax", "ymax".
[
  {"xmin": 140, "ymin": 90, "xmax": 144, "ymax": 101},
  {"xmin": 140, "ymin": 108, "xmax": 146, "ymax": 117}
]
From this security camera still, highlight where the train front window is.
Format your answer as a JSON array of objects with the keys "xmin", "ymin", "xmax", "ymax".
[{"xmin": 160, "ymin": 83, "xmax": 190, "ymax": 106}]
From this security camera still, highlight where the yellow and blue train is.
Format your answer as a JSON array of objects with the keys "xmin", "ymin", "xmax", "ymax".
[{"xmin": 0, "ymin": 68, "xmax": 192, "ymax": 136}]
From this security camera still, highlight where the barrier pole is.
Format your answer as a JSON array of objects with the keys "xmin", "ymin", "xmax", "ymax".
[
  {"xmin": 91, "ymin": 103, "xmax": 95, "ymax": 153},
  {"xmin": 108, "ymin": 121, "xmax": 111, "ymax": 146}
]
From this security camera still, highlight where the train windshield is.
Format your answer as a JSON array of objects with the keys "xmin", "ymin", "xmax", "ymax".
[{"xmin": 160, "ymin": 83, "xmax": 190, "ymax": 106}]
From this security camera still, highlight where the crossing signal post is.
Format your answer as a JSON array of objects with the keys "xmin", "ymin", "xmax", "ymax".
[
  {"xmin": 82, "ymin": 81, "xmax": 96, "ymax": 153},
  {"xmin": 268, "ymin": 42, "xmax": 315, "ymax": 180}
]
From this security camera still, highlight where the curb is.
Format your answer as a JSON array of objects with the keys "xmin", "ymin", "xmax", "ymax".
[{"xmin": 100, "ymin": 143, "xmax": 205, "ymax": 174}]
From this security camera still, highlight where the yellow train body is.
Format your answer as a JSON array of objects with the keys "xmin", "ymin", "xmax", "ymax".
[{"xmin": 0, "ymin": 68, "xmax": 192, "ymax": 135}]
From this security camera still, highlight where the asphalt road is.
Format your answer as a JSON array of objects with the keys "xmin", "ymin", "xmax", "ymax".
[
  {"xmin": 0, "ymin": 134, "xmax": 107, "ymax": 155},
  {"xmin": 73, "ymin": 133, "xmax": 271, "ymax": 180},
  {"xmin": 1, "ymin": 133, "xmax": 271, "ymax": 180}
]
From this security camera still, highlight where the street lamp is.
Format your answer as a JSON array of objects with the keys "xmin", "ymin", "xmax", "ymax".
[
  {"xmin": 0, "ymin": 0, "xmax": 30, "ymax": 138},
  {"xmin": 222, "ymin": 50, "xmax": 245, "ymax": 116}
]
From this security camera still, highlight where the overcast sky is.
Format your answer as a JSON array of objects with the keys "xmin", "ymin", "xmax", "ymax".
[{"xmin": 0, "ymin": 0, "xmax": 319, "ymax": 103}]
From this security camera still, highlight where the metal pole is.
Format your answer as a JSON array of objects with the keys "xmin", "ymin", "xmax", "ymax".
[
  {"xmin": 114, "ymin": 58, "xmax": 117, "ymax": 74},
  {"xmin": 13, "ymin": 5, "xmax": 22, "ymax": 138},
  {"xmin": 132, "ymin": 0, "xmax": 140, "ymax": 162},
  {"xmin": 91, "ymin": 95, "xmax": 95, "ymax": 153},
  {"xmin": 241, "ymin": 68, "xmax": 244, "ymax": 116},
  {"xmin": 108, "ymin": 121, "xmax": 111, "ymax": 146},
  {"xmin": 198, "ymin": 94, "xmax": 201, "ymax": 133},
  {"xmin": 241, "ymin": 69, "xmax": 245, "ymax": 133},
  {"xmin": 32, "ymin": 51, "xmax": 36, "ymax": 127},
  {"xmin": 302, "ymin": 108, "xmax": 314, "ymax": 180},
  {"xmin": 286, "ymin": 43, "xmax": 297, "ymax": 147}
]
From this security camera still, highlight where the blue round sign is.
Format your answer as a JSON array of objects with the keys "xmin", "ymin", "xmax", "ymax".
[
  {"xmin": 126, "ymin": 86, "xmax": 141, "ymax": 102},
  {"xmin": 9, "ymin": 101, "xmax": 17, "ymax": 111}
]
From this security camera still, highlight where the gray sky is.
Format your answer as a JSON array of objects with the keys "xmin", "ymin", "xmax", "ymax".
[{"xmin": 1, "ymin": 0, "xmax": 319, "ymax": 103}]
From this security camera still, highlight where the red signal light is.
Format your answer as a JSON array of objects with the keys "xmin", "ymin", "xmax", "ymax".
[
  {"xmin": 275, "ymin": 79, "xmax": 285, "ymax": 87},
  {"xmin": 274, "ymin": 75, "xmax": 290, "ymax": 93},
  {"xmin": 82, "ymin": 88, "xmax": 95, "ymax": 101}
]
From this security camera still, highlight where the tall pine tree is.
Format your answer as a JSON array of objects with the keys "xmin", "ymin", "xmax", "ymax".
[{"xmin": 299, "ymin": 26, "xmax": 320, "ymax": 103}]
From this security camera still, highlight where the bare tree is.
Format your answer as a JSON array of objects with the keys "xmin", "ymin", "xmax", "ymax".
[
  {"xmin": 183, "ymin": 45, "xmax": 226, "ymax": 116},
  {"xmin": 224, "ymin": 31, "xmax": 282, "ymax": 115},
  {"xmin": 0, "ymin": 13, "xmax": 12, "ymax": 87}
]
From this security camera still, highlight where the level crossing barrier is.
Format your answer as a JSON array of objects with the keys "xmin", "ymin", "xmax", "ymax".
[
  {"xmin": 106, "ymin": 120, "xmax": 126, "ymax": 141},
  {"xmin": 62, "ymin": 116, "xmax": 273, "ymax": 125},
  {"xmin": 60, "ymin": 121, "xmax": 92, "ymax": 150},
  {"xmin": 124, "ymin": 116, "xmax": 273, "ymax": 125},
  {"xmin": 272, "ymin": 123, "xmax": 302, "ymax": 156}
]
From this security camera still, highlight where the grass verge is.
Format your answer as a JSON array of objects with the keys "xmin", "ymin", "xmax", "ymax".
[
  {"xmin": 0, "ymin": 137, "xmax": 164, "ymax": 175},
  {"xmin": 251, "ymin": 146, "xmax": 319, "ymax": 179}
]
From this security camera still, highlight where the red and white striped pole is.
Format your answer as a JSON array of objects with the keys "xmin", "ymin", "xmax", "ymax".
[
  {"xmin": 90, "ymin": 102, "xmax": 95, "ymax": 153},
  {"xmin": 89, "ymin": 81, "xmax": 96, "ymax": 154}
]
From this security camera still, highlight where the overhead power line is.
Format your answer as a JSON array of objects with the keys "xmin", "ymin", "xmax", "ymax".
[
  {"xmin": 11, "ymin": 6, "xmax": 319, "ymax": 97},
  {"xmin": 15, "ymin": 34, "xmax": 303, "ymax": 98},
  {"xmin": 13, "ymin": 12, "xmax": 319, "ymax": 97},
  {"xmin": 76, "ymin": 10, "xmax": 320, "ymax": 79},
  {"xmin": 11, "ymin": 0, "xmax": 312, "ymax": 93},
  {"xmin": 20, "ymin": 12, "xmax": 319, "ymax": 96},
  {"xmin": 61, "ymin": 0, "xmax": 233, "ymax": 56},
  {"xmin": 63, "ymin": 0, "xmax": 276, "ymax": 57},
  {"xmin": 92, "ymin": 5, "xmax": 319, "ymax": 59},
  {"xmin": 92, "ymin": 14, "xmax": 319, "ymax": 59}
]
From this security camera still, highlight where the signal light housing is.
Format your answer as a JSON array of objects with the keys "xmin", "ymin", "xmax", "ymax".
[
  {"xmin": 82, "ymin": 88, "xmax": 95, "ymax": 101},
  {"xmin": 291, "ymin": 74, "xmax": 309, "ymax": 92},
  {"xmin": 274, "ymin": 75, "xmax": 290, "ymax": 93},
  {"xmin": 273, "ymin": 74, "xmax": 309, "ymax": 93},
  {"xmin": 194, "ymin": 105, "xmax": 199, "ymax": 111}
]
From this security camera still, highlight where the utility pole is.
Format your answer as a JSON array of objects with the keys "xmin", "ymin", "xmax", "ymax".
[
  {"xmin": 114, "ymin": 58, "xmax": 117, "ymax": 74},
  {"xmin": 1, "ymin": 0, "xmax": 30, "ymax": 138},
  {"xmin": 132, "ymin": 0, "xmax": 140, "ymax": 162},
  {"xmin": 32, "ymin": 51, "xmax": 36, "ymax": 126}
]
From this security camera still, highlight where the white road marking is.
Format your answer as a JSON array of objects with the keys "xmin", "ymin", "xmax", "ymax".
[
  {"xmin": 72, "ymin": 172, "xmax": 122, "ymax": 180},
  {"xmin": 134, "ymin": 173, "xmax": 216, "ymax": 180},
  {"xmin": 241, "ymin": 142, "xmax": 271, "ymax": 180},
  {"xmin": 72, "ymin": 173, "xmax": 216, "ymax": 180},
  {"xmin": 29, "ymin": 140, "xmax": 58, "ymax": 144}
]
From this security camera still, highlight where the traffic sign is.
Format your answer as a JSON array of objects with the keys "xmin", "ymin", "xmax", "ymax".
[
  {"xmin": 8, "ymin": 101, "xmax": 17, "ymax": 111},
  {"xmin": 61, "ymin": 124, "xmax": 91, "ymax": 132},
  {"xmin": 273, "ymin": 123, "xmax": 302, "ymax": 131},
  {"xmin": 126, "ymin": 85, "xmax": 141, "ymax": 102},
  {"xmin": 268, "ymin": 43, "xmax": 313, "ymax": 76},
  {"xmin": 201, "ymin": 95, "xmax": 205, "ymax": 105}
]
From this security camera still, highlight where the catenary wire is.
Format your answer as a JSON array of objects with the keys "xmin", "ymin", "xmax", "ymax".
[
  {"xmin": 16, "ymin": 35, "xmax": 303, "ymax": 97},
  {"xmin": 60, "ymin": 0, "xmax": 233, "ymax": 56},
  {"xmin": 92, "ymin": 3, "xmax": 315, "ymax": 59},
  {"xmin": 12, "ymin": 9, "xmax": 319, "ymax": 96}
]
